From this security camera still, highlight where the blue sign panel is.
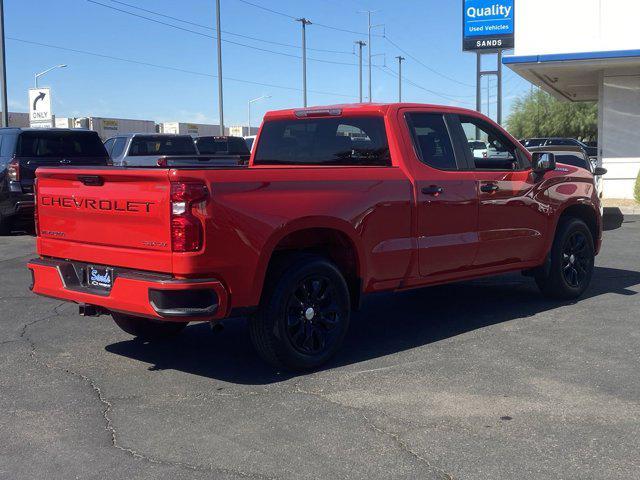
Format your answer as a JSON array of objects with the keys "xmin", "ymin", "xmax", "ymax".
[{"xmin": 463, "ymin": 0, "xmax": 515, "ymax": 51}]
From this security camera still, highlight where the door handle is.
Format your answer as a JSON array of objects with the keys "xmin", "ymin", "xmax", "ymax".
[
  {"xmin": 422, "ymin": 185, "xmax": 444, "ymax": 196},
  {"xmin": 480, "ymin": 183, "xmax": 499, "ymax": 193}
]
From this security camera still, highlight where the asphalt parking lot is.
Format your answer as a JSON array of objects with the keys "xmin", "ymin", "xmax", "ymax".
[{"xmin": 1, "ymin": 213, "xmax": 639, "ymax": 480}]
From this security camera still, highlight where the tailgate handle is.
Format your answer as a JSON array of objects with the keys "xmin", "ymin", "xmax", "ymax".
[{"xmin": 78, "ymin": 175, "xmax": 104, "ymax": 186}]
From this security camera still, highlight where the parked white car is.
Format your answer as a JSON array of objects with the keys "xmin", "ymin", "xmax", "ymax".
[{"xmin": 104, "ymin": 133, "xmax": 198, "ymax": 166}]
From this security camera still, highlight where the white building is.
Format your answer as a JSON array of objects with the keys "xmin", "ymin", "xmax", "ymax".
[
  {"xmin": 504, "ymin": 0, "xmax": 640, "ymax": 199},
  {"xmin": 159, "ymin": 122, "xmax": 223, "ymax": 137},
  {"xmin": 228, "ymin": 125, "xmax": 259, "ymax": 137}
]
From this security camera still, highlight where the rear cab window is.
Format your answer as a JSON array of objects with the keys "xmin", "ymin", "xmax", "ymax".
[
  {"xmin": 17, "ymin": 131, "xmax": 107, "ymax": 158},
  {"xmin": 254, "ymin": 116, "xmax": 391, "ymax": 166},
  {"xmin": 129, "ymin": 136, "xmax": 197, "ymax": 156}
]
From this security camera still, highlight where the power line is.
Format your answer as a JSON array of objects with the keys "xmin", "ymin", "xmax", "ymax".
[
  {"xmin": 384, "ymin": 35, "xmax": 476, "ymax": 89},
  {"xmin": 106, "ymin": 0, "xmax": 354, "ymax": 55},
  {"xmin": 8, "ymin": 36, "xmax": 357, "ymax": 99},
  {"xmin": 232, "ymin": 0, "xmax": 474, "ymax": 93},
  {"xmin": 376, "ymin": 65, "xmax": 474, "ymax": 106},
  {"xmin": 234, "ymin": 0, "xmax": 296, "ymax": 20},
  {"xmin": 234, "ymin": 0, "xmax": 370, "ymax": 36},
  {"xmin": 86, "ymin": 1, "xmax": 358, "ymax": 66}
]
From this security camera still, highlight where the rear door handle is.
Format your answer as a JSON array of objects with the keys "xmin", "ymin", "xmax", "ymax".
[
  {"xmin": 422, "ymin": 185, "xmax": 444, "ymax": 196},
  {"xmin": 480, "ymin": 183, "xmax": 499, "ymax": 193}
]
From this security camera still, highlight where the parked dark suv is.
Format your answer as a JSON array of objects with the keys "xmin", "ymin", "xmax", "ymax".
[{"xmin": 0, "ymin": 128, "xmax": 109, "ymax": 233}]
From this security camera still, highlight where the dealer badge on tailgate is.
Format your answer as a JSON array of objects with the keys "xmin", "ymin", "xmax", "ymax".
[{"xmin": 87, "ymin": 266, "xmax": 113, "ymax": 291}]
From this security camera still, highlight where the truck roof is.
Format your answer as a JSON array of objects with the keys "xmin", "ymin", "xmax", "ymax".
[{"xmin": 263, "ymin": 102, "xmax": 481, "ymax": 120}]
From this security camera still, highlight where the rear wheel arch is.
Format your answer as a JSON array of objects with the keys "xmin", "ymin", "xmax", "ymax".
[{"xmin": 255, "ymin": 222, "xmax": 364, "ymax": 309}]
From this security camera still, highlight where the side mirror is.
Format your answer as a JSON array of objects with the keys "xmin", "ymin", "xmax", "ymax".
[
  {"xmin": 593, "ymin": 167, "xmax": 607, "ymax": 176},
  {"xmin": 532, "ymin": 152, "xmax": 556, "ymax": 174}
]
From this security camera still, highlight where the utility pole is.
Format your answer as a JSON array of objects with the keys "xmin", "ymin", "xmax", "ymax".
[
  {"xmin": 396, "ymin": 56, "xmax": 405, "ymax": 102},
  {"xmin": 0, "ymin": 0, "xmax": 8, "ymax": 128},
  {"xmin": 296, "ymin": 18, "xmax": 312, "ymax": 107},
  {"xmin": 215, "ymin": 0, "xmax": 224, "ymax": 135},
  {"xmin": 360, "ymin": 11, "xmax": 383, "ymax": 103},
  {"xmin": 355, "ymin": 41, "xmax": 366, "ymax": 102}
]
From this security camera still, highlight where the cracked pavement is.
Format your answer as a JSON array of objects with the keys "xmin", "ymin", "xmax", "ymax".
[{"xmin": 1, "ymin": 215, "xmax": 639, "ymax": 479}]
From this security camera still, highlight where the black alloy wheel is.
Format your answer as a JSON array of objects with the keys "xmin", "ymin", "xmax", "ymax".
[
  {"xmin": 561, "ymin": 231, "xmax": 591, "ymax": 288},
  {"xmin": 285, "ymin": 275, "xmax": 342, "ymax": 356}
]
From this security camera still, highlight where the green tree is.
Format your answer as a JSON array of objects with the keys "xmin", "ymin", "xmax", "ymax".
[
  {"xmin": 635, "ymin": 170, "xmax": 640, "ymax": 204},
  {"xmin": 506, "ymin": 90, "xmax": 598, "ymax": 141}
]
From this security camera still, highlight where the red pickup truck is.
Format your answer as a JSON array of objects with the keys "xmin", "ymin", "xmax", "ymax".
[{"xmin": 28, "ymin": 103, "xmax": 602, "ymax": 370}]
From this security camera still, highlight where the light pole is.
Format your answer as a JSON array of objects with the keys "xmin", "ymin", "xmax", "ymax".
[
  {"xmin": 396, "ymin": 56, "xmax": 405, "ymax": 102},
  {"xmin": 296, "ymin": 18, "xmax": 312, "ymax": 107},
  {"xmin": 360, "ymin": 11, "xmax": 383, "ymax": 103},
  {"xmin": 34, "ymin": 64, "xmax": 67, "ymax": 88},
  {"xmin": 215, "ymin": 0, "xmax": 224, "ymax": 135},
  {"xmin": 355, "ymin": 41, "xmax": 366, "ymax": 102},
  {"xmin": 0, "ymin": 0, "xmax": 7, "ymax": 127},
  {"xmin": 248, "ymin": 95, "xmax": 271, "ymax": 133}
]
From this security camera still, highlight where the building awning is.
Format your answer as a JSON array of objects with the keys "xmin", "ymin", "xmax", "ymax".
[{"xmin": 504, "ymin": 50, "xmax": 640, "ymax": 102}]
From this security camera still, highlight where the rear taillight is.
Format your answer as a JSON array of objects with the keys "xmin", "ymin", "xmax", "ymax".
[
  {"xmin": 7, "ymin": 158, "xmax": 19, "ymax": 181},
  {"xmin": 33, "ymin": 178, "xmax": 40, "ymax": 235},
  {"xmin": 170, "ymin": 182, "xmax": 208, "ymax": 252}
]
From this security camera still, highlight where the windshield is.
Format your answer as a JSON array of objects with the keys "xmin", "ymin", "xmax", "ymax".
[
  {"xmin": 17, "ymin": 131, "xmax": 107, "ymax": 158},
  {"xmin": 129, "ymin": 136, "xmax": 197, "ymax": 156},
  {"xmin": 556, "ymin": 154, "xmax": 590, "ymax": 171}
]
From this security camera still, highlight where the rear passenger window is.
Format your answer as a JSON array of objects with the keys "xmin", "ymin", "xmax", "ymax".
[
  {"xmin": 405, "ymin": 113, "xmax": 457, "ymax": 170},
  {"xmin": 254, "ymin": 116, "xmax": 390, "ymax": 166}
]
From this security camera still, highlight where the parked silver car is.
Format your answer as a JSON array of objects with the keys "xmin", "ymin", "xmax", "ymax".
[{"xmin": 104, "ymin": 133, "xmax": 198, "ymax": 166}]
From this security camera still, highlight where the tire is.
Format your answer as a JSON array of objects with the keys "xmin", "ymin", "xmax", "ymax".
[
  {"xmin": 535, "ymin": 217, "xmax": 595, "ymax": 300},
  {"xmin": 249, "ymin": 255, "xmax": 351, "ymax": 371},
  {"xmin": 111, "ymin": 312, "xmax": 187, "ymax": 339}
]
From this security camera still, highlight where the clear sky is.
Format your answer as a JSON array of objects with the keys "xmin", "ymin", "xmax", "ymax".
[{"xmin": 4, "ymin": 0, "xmax": 532, "ymax": 127}]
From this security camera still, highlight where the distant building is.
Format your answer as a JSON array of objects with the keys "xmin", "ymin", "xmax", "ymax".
[
  {"xmin": 0, "ymin": 112, "xmax": 30, "ymax": 128},
  {"xmin": 159, "ymin": 122, "xmax": 222, "ymax": 137},
  {"xmin": 228, "ymin": 125, "xmax": 259, "ymax": 137}
]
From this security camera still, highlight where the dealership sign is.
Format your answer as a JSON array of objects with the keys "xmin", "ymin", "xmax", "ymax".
[{"xmin": 463, "ymin": 0, "xmax": 515, "ymax": 51}]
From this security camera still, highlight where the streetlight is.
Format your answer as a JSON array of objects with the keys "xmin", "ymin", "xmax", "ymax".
[
  {"xmin": 248, "ymin": 95, "xmax": 271, "ymax": 133},
  {"xmin": 34, "ymin": 64, "xmax": 67, "ymax": 88}
]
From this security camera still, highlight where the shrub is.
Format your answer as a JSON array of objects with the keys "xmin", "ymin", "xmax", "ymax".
[{"xmin": 635, "ymin": 169, "xmax": 640, "ymax": 204}]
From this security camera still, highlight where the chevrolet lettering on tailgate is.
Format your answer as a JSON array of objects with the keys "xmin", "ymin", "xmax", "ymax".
[{"xmin": 40, "ymin": 196, "xmax": 154, "ymax": 213}]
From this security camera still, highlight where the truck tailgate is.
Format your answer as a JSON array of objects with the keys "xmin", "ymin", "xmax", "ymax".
[{"xmin": 36, "ymin": 167, "xmax": 173, "ymax": 272}]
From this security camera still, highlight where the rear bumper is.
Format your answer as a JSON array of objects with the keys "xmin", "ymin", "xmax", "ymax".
[
  {"xmin": 1, "ymin": 191, "xmax": 34, "ymax": 218},
  {"xmin": 27, "ymin": 257, "xmax": 229, "ymax": 322}
]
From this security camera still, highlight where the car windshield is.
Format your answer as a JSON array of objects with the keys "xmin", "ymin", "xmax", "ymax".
[
  {"xmin": 556, "ymin": 154, "xmax": 590, "ymax": 171},
  {"xmin": 17, "ymin": 131, "xmax": 107, "ymax": 158},
  {"xmin": 129, "ymin": 136, "xmax": 197, "ymax": 156}
]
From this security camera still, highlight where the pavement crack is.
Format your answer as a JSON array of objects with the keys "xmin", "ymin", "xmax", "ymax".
[
  {"xmin": 293, "ymin": 383, "xmax": 455, "ymax": 480},
  {"xmin": 19, "ymin": 312, "xmax": 274, "ymax": 480}
]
